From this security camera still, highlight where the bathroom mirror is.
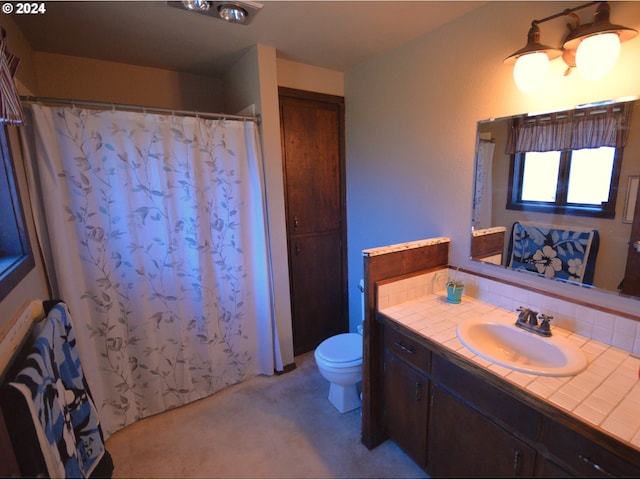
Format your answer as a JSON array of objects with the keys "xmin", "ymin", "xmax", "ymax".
[{"xmin": 470, "ymin": 97, "xmax": 640, "ymax": 300}]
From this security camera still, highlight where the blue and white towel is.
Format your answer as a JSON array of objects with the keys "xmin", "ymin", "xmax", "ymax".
[
  {"xmin": 508, "ymin": 221, "xmax": 599, "ymax": 285},
  {"xmin": 8, "ymin": 303, "xmax": 106, "ymax": 478}
]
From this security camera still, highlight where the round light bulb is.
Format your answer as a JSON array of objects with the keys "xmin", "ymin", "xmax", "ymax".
[
  {"xmin": 575, "ymin": 33, "xmax": 620, "ymax": 81},
  {"xmin": 513, "ymin": 52, "xmax": 550, "ymax": 93}
]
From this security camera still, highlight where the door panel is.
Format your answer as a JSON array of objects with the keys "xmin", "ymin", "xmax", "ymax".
[
  {"xmin": 288, "ymin": 232, "xmax": 344, "ymax": 355},
  {"xmin": 281, "ymin": 98, "xmax": 341, "ymax": 235}
]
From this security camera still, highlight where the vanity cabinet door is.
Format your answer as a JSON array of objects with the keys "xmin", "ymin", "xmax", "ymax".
[
  {"xmin": 383, "ymin": 351, "xmax": 429, "ymax": 468},
  {"xmin": 534, "ymin": 456, "xmax": 574, "ymax": 478},
  {"xmin": 428, "ymin": 385, "xmax": 536, "ymax": 478}
]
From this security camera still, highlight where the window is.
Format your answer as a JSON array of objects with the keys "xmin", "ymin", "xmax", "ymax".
[
  {"xmin": 0, "ymin": 125, "xmax": 34, "ymax": 301},
  {"xmin": 508, "ymin": 145, "xmax": 622, "ymax": 218}
]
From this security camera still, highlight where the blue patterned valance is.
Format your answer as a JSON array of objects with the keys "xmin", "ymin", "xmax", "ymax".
[{"xmin": 507, "ymin": 221, "xmax": 599, "ymax": 285}]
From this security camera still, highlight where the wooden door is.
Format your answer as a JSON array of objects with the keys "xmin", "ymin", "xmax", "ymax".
[
  {"xmin": 279, "ymin": 88, "xmax": 348, "ymax": 355},
  {"xmin": 621, "ymin": 179, "xmax": 640, "ymax": 296},
  {"xmin": 427, "ymin": 386, "xmax": 536, "ymax": 478},
  {"xmin": 384, "ymin": 352, "xmax": 429, "ymax": 468}
]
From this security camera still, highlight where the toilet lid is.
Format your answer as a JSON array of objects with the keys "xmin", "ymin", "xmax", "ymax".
[{"xmin": 316, "ymin": 333, "xmax": 362, "ymax": 364}]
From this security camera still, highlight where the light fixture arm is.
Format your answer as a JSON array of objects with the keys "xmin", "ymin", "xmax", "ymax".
[{"xmin": 528, "ymin": 1, "xmax": 599, "ymax": 29}]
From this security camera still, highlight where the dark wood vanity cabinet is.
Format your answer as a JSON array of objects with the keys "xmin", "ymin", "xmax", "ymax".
[
  {"xmin": 383, "ymin": 325, "xmax": 431, "ymax": 467},
  {"xmin": 380, "ymin": 319, "xmax": 640, "ymax": 478}
]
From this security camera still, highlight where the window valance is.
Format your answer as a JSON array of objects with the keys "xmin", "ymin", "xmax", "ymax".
[{"xmin": 506, "ymin": 101, "xmax": 633, "ymax": 154}]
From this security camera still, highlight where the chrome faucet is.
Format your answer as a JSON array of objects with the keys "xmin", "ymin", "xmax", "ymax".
[{"xmin": 515, "ymin": 306, "xmax": 552, "ymax": 337}]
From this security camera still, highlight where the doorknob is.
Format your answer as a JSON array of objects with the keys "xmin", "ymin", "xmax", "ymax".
[
  {"xmin": 633, "ymin": 240, "xmax": 640, "ymax": 253},
  {"xmin": 293, "ymin": 215, "xmax": 299, "ymax": 231}
]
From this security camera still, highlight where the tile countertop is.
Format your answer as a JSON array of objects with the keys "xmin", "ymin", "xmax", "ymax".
[{"xmin": 378, "ymin": 292, "xmax": 640, "ymax": 451}]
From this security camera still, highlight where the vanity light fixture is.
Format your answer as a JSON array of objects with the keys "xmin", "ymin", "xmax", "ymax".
[
  {"xmin": 505, "ymin": 1, "xmax": 637, "ymax": 92},
  {"xmin": 170, "ymin": 0, "xmax": 263, "ymax": 25}
]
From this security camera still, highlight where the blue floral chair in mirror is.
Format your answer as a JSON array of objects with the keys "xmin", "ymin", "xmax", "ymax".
[{"xmin": 507, "ymin": 221, "xmax": 599, "ymax": 286}]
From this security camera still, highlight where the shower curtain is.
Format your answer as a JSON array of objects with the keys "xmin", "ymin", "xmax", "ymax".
[
  {"xmin": 472, "ymin": 139, "xmax": 495, "ymax": 230},
  {"xmin": 24, "ymin": 104, "xmax": 281, "ymax": 436}
]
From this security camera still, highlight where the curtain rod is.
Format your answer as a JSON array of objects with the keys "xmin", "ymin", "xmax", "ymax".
[{"xmin": 20, "ymin": 96, "xmax": 261, "ymax": 124}]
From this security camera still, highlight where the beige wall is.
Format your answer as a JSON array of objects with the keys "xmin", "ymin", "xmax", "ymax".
[
  {"xmin": 31, "ymin": 52, "xmax": 224, "ymax": 112},
  {"xmin": 277, "ymin": 58, "xmax": 344, "ymax": 97},
  {"xmin": 1, "ymin": 15, "xmax": 38, "ymax": 95},
  {"xmin": 345, "ymin": 1, "xmax": 640, "ymax": 327}
]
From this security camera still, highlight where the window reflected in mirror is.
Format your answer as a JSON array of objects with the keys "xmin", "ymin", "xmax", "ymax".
[{"xmin": 509, "ymin": 145, "xmax": 621, "ymax": 217}]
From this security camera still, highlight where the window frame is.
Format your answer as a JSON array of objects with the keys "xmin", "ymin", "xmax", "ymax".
[
  {"xmin": 506, "ymin": 146, "xmax": 623, "ymax": 219},
  {"xmin": 0, "ymin": 125, "xmax": 34, "ymax": 301}
]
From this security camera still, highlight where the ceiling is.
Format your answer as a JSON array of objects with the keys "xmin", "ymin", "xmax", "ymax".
[{"xmin": 11, "ymin": 1, "xmax": 485, "ymax": 77}]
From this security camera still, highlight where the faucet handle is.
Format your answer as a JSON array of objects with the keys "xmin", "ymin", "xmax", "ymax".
[
  {"xmin": 516, "ymin": 306, "xmax": 528, "ymax": 323},
  {"xmin": 539, "ymin": 313, "xmax": 553, "ymax": 333}
]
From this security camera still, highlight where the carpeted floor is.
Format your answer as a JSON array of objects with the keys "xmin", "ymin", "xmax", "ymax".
[{"xmin": 105, "ymin": 351, "xmax": 428, "ymax": 478}]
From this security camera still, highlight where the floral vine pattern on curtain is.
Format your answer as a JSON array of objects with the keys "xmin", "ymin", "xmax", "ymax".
[{"xmin": 28, "ymin": 105, "xmax": 279, "ymax": 436}]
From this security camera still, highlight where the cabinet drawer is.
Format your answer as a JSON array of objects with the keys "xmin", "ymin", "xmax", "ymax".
[
  {"xmin": 384, "ymin": 326, "xmax": 431, "ymax": 374},
  {"xmin": 539, "ymin": 417, "xmax": 640, "ymax": 478}
]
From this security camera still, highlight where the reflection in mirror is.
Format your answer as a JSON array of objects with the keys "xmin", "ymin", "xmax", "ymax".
[{"xmin": 471, "ymin": 97, "xmax": 640, "ymax": 300}]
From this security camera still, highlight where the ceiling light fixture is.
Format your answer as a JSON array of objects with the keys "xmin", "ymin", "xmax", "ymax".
[
  {"xmin": 168, "ymin": 0, "xmax": 262, "ymax": 26},
  {"xmin": 504, "ymin": 1, "xmax": 637, "ymax": 93},
  {"xmin": 217, "ymin": 3, "xmax": 247, "ymax": 24},
  {"xmin": 181, "ymin": 0, "xmax": 211, "ymax": 12}
]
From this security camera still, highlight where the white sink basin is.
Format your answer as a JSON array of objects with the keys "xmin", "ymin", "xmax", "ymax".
[{"xmin": 456, "ymin": 318, "xmax": 588, "ymax": 377}]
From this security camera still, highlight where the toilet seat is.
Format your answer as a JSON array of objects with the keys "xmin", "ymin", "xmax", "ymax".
[{"xmin": 315, "ymin": 333, "xmax": 362, "ymax": 367}]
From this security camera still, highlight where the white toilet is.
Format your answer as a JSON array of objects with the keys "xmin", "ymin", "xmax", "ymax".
[{"xmin": 314, "ymin": 333, "xmax": 363, "ymax": 413}]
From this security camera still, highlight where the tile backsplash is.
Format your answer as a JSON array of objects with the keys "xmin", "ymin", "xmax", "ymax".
[{"xmin": 377, "ymin": 268, "xmax": 640, "ymax": 356}]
